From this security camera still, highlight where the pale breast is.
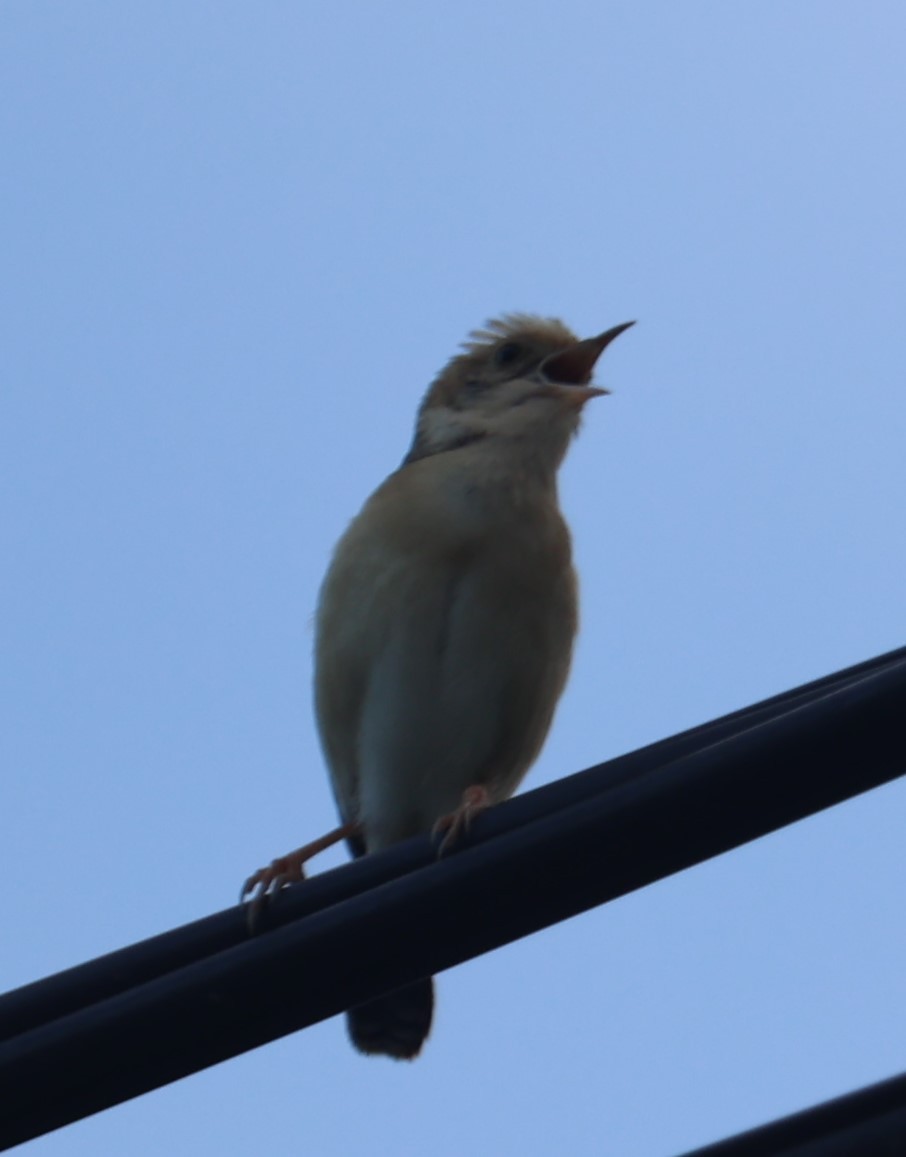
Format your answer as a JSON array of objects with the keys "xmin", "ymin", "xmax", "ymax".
[{"xmin": 314, "ymin": 459, "xmax": 578, "ymax": 851}]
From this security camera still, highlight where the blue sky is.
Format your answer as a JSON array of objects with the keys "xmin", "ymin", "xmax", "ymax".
[{"xmin": 2, "ymin": 3, "xmax": 905, "ymax": 1154}]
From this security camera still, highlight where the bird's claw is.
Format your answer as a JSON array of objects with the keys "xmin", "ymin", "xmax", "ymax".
[
  {"xmin": 240, "ymin": 820, "xmax": 362, "ymax": 931},
  {"xmin": 240, "ymin": 853, "xmax": 308, "ymax": 930},
  {"xmin": 240, "ymin": 854, "xmax": 307, "ymax": 904},
  {"xmin": 432, "ymin": 785, "xmax": 492, "ymax": 855}
]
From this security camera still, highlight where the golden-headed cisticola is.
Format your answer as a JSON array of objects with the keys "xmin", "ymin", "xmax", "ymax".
[{"xmin": 242, "ymin": 313, "xmax": 634, "ymax": 1059}]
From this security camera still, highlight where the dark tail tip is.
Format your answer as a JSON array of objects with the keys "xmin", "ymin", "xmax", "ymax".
[{"xmin": 346, "ymin": 978, "xmax": 434, "ymax": 1060}]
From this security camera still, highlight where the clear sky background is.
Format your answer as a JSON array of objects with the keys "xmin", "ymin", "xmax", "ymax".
[{"xmin": 2, "ymin": 3, "xmax": 905, "ymax": 1155}]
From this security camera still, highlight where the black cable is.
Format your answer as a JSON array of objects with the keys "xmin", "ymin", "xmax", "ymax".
[
  {"xmin": 3, "ymin": 643, "xmax": 902, "ymax": 1044},
  {"xmin": 0, "ymin": 645, "xmax": 904, "ymax": 1149},
  {"xmin": 674, "ymin": 1069, "xmax": 906, "ymax": 1156}
]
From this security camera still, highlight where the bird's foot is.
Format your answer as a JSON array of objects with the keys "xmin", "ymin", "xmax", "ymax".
[
  {"xmin": 432, "ymin": 785, "xmax": 492, "ymax": 855},
  {"xmin": 240, "ymin": 820, "xmax": 361, "ymax": 930}
]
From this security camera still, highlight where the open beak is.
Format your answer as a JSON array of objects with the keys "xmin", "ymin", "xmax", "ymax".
[{"xmin": 540, "ymin": 320, "xmax": 635, "ymax": 405}]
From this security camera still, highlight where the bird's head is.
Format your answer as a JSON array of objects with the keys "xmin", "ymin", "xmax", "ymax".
[{"xmin": 404, "ymin": 314, "xmax": 634, "ymax": 470}]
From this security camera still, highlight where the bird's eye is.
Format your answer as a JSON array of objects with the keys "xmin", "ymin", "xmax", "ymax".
[{"xmin": 495, "ymin": 342, "xmax": 522, "ymax": 368}]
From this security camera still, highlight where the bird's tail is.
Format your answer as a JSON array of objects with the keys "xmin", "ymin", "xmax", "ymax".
[{"xmin": 346, "ymin": 978, "xmax": 434, "ymax": 1060}]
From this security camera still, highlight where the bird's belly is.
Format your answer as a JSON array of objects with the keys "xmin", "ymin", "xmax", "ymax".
[{"xmin": 355, "ymin": 563, "xmax": 574, "ymax": 851}]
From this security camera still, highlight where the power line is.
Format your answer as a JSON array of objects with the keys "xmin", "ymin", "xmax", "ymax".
[
  {"xmin": 676, "ymin": 1069, "xmax": 906, "ymax": 1157},
  {"xmin": 0, "ymin": 644, "xmax": 904, "ymax": 1150}
]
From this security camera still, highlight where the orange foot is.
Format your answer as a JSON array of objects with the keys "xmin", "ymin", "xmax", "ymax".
[
  {"xmin": 432, "ymin": 785, "xmax": 492, "ymax": 855},
  {"xmin": 240, "ymin": 820, "xmax": 361, "ymax": 929}
]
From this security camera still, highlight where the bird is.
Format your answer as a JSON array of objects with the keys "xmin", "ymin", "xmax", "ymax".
[{"xmin": 241, "ymin": 312, "xmax": 634, "ymax": 1059}]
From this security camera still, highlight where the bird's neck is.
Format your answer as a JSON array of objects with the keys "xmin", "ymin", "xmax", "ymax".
[{"xmin": 474, "ymin": 432, "xmax": 568, "ymax": 490}]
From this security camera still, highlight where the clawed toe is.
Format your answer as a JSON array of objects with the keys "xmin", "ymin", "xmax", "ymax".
[
  {"xmin": 240, "ymin": 856, "xmax": 306, "ymax": 904},
  {"xmin": 432, "ymin": 785, "xmax": 492, "ymax": 855},
  {"xmin": 239, "ymin": 819, "xmax": 362, "ymax": 932},
  {"xmin": 240, "ymin": 854, "xmax": 308, "ymax": 930}
]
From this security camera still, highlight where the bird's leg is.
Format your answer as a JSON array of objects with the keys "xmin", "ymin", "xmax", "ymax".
[
  {"xmin": 432, "ymin": 785, "xmax": 492, "ymax": 855},
  {"xmin": 241, "ymin": 820, "xmax": 361, "ymax": 924}
]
